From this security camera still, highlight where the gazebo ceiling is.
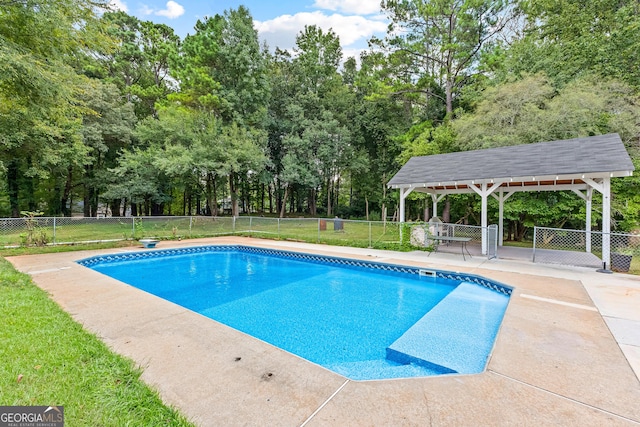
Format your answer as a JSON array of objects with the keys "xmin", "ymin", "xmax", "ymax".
[{"xmin": 405, "ymin": 178, "xmax": 600, "ymax": 195}]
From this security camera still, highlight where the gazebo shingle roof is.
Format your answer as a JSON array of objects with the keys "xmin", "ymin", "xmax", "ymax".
[{"xmin": 388, "ymin": 133, "xmax": 634, "ymax": 187}]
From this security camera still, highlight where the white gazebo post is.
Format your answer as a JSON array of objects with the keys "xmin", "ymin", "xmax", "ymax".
[
  {"xmin": 398, "ymin": 187, "xmax": 414, "ymax": 222},
  {"xmin": 602, "ymin": 177, "xmax": 611, "ymax": 268},
  {"xmin": 572, "ymin": 187, "xmax": 593, "ymax": 253},
  {"xmin": 481, "ymin": 184, "xmax": 488, "ymax": 254},
  {"xmin": 430, "ymin": 193, "xmax": 445, "ymax": 220},
  {"xmin": 493, "ymin": 190, "xmax": 515, "ymax": 247},
  {"xmin": 470, "ymin": 182, "xmax": 503, "ymax": 255},
  {"xmin": 586, "ymin": 187, "xmax": 593, "ymax": 253},
  {"xmin": 583, "ymin": 177, "xmax": 611, "ymax": 269}
]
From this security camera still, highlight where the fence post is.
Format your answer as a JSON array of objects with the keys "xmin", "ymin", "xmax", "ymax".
[
  {"xmin": 189, "ymin": 216, "xmax": 193, "ymax": 238},
  {"xmin": 132, "ymin": 217, "xmax": 135, "ymax": 239},
  {"xmin": 52, "ymin": 217, "xmax": 56, "ymax": 245},
  {"xmin": 317, "ymin": 219, "xmax": 320, "ymax": 243},
  {"xmin": 532, "ymin": 226, "xmax": 537, "ymax": 262},
  {"xmin": 277, "ymin": 218, "xmax": 280, "ymax": 238},
  {"xmin": 233, "ymin": 216, "xmax": 236, "ymax": 232},
  {"xmin": 249, "ymin": 216, "xmax": 253, "ymax": 236},
  {"xmin": 369, "ymin": 221, "xmax": 372, "ymax": 248}
]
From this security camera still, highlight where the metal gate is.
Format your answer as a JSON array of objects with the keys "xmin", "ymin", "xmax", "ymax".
[{"xmin": 487, "ymin": 224, "xmax": 498, "ymax": 259}]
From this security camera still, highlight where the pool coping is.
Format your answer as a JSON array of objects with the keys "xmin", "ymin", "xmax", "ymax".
[{"xmin": 7, "ymin": 236, "xmax": 640, "ymax": 426}]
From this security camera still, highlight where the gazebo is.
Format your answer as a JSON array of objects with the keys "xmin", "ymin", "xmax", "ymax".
[{"xmin": 387, "ymin": 133, "xmax": 635, "ymax": 268}]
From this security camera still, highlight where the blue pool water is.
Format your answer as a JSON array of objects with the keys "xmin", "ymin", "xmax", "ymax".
[{"xmin": 79, "ymin": 246, "xmax": 511, "ymax": 380}]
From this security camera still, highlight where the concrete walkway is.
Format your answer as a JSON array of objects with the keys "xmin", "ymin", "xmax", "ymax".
[{"xmin": 8, "ymin": 237, "xmax": 640, "ymax": 426}]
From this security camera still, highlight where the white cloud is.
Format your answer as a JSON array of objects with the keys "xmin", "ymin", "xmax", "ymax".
[
  {"xmin": 155, "ymin": 1, "xmax": 185, "ymax": 19},
  {"xmin": 108, "ymin": 0, "xmax": 128, "ymax": 13},
  {"xmin": 313, "ymin": 0, "xmax": 382, "ymax": 15},
  {"xmin": 255, "ymin": 11, "xmax": 387, "ymax": 52},
  {"xmin": 139, "ymin": 5, "xmax": 154, "ymax": 16}
]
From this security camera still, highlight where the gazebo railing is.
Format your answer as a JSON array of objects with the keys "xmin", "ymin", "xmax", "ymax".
[{"xmin": 533, "ymin": 226, "xmax": 639, "ymax": 272}]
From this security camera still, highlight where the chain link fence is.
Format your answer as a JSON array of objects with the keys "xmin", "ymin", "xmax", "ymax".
[
  {"xmin": 533, "ymin": 226, "xmax": 640, "ymax": 273},
  {"xmin": 0, "ymin": 216, "xmax": 402, "ymax": 249},
  {"xmin": 427, "ymin": 221, "xmax": 484, "ymax": 241}
]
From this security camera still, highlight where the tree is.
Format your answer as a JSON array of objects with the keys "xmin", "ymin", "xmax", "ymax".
[
  {"xmin": 177, "ymin": 6, "xmax": 268, "ymax": 122},
  {"xmin": 452, "ymin": 74, "xmax": 640, "ymax": 150},
  {"xmin": 0, "ymin": 0, "xmax": 112, "ymax": 216},
  {"xmin": 510, "ymin": 0, "xmax": 640, "ymax": 89},
  {"xmin": 123, "ymin": 104, "xmax": 216, "ymax": 216},
  {"xmin": 265, "ymin": 26, "xmax": 352, "ymax": 217},
  {"xmin": 213, "ymin": 6, "xmax": 270, "ymax": 127},
  {"xmin": 293, "ymin": 25, "xmax": 342, "ymax": 99},
  {"xmin": 176, "ymin": 7, "xmax": 269, "ymax": 216},
  {"xmin": 492, "ymin": 192, "xmax": 586, "ymax": 241},
  {"xmin": 352, "ymin": 93, "xmax": 407, "ymax": 220},
  {"xmin": 379, "ymin": 0, "xmax": 516, "ymax": 115},
  {"xmin": 108, "ymin": 100, "xmax": 267, "ymax": 217},
  {"xmin": 81, "ymin": 80, "xmax": 137, "ymax": 217},
  {"xmin": 282, "ymin": 26, "xmax": 358, "ymax": 216},
  {"xmin": 264, "ymin": 48, "xmax": 296, "ymax": 214},
  {"xmin": 102, "ymin": 147, "xmax": 170, "ymax": 216},
  {"xmin": 451, "ymin": 73, "xmax": 555, "ymax": 150},
  {"xmin": 96, "ymin": 11, "xmax": 180, "ymax": 119}
]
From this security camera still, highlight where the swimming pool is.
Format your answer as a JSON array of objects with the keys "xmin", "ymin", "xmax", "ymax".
[{"xmin": 79, "ymin": 245, "xmax": 512, "ymax": 380}]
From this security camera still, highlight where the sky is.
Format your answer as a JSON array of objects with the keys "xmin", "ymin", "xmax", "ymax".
[{"xmin": 108, "ymin": 0, "xmax": 390, "ymax": 60}]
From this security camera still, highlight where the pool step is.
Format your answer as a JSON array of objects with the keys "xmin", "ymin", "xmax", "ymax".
[
  {"xmin": 325, "ymin": 359, "xmax": 447, "ymax": 381},
  {"xmin": 386, "ymin": 282, "xmax": 509, "ymax": 374}
]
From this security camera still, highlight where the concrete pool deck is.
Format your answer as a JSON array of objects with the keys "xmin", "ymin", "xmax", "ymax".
[{"xmin": 7, "ymin": 237, "xmax": 640, "ymax": 426}]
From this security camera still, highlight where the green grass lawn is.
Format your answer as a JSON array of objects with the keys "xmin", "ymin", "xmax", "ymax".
[
  {"xmin": 0, "ymin": 216, "xmax": 403, "ymax": 249},
  {"xmin": 0, "ymin": 241, "xmax": 134, "ymax": 257},
  {"xmin": 0, "ymin": 257, "xmax": 194, "ymax": 426},
  {"xmin": 236, "ymin": 217, "xmax": 402, "ymax": 248}
]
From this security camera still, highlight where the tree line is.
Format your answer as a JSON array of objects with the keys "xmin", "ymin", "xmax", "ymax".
[{"xmin": 1, "ymin": 0, "xmax": 639, "ymax": 238}]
